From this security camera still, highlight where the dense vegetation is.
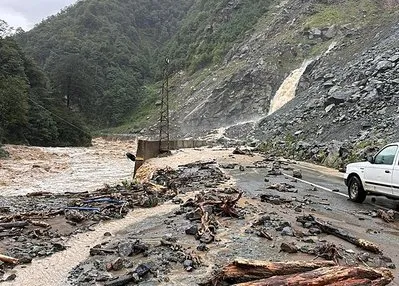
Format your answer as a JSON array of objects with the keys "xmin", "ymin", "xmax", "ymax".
[
  {"xmin": 0, "ymin": 20, "xmax": 91, "ymax": 148},
  {"xmin": 163, "ymin": 0, "xmax": 273, "ymax": 73},
  {"xmin": 0, "ymin": 0, "xmax": 273, "ymax": 153},
  {"xmin": 16, "ymin": 0, "xmax": 195, "ymax": 128},
  {"xmin": 15, "ymin": 0, "xmax": 271, "ymax": 130}
]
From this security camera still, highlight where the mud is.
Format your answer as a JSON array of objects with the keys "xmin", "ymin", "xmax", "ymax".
[{"xmin": 1, "ymin": 143, "xmax": 398, "ymax": 285}]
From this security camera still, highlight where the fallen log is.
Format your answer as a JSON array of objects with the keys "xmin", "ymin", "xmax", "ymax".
[
  {"xmin": 234, "ymin": 266, "xmax": 393, "ymax": 286},
  {"xmin": 0, "ymin": 221, "xmax": 28, "ymax": 229},
  {"xmin": 0, "ymin": 254, "xmax": 19, "ymax": 264},
  {"xmin": 297, "ymin": 215, "xmax": 381, "ymax": 254},
  {"xmin": 211, "ymin": 259, "xmax": 335, "ymax": 285},
  {"xmin": 26, "ymin": 191, "xmax": 53, "ymax": 197}
]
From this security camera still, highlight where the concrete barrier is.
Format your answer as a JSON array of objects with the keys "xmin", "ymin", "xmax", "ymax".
[{"xmin": 133, "ymin": 139, "xmax": 210, "ymax": 177}]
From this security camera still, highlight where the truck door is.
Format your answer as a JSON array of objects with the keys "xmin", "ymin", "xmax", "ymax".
[
  {"xmin": 364, "ymin": 144, "xmax": 396, "ymax": 195},
  {"xmin": 391, "ymin": 147, "xmax": 399, "ymax": 196}
]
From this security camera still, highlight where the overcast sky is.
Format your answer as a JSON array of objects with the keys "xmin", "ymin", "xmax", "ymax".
[{"xmin": 0, "ymin": 0, "xmax": 78, "ymax": 31}]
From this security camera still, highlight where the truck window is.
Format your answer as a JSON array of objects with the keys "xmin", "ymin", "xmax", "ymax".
[{"xmin": 374, "ymin": 145, "xmax": 398, "ymax": 165}]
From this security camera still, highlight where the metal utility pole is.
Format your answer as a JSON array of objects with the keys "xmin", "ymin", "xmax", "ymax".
[{"xmin": 159, "ymin": 58, "xmax": 170, "ymax": 152}]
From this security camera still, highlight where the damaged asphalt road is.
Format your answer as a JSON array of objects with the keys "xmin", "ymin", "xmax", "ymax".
[{"xmin": 63, "ymin": 155, "xmax": 399, "ymax": 286}]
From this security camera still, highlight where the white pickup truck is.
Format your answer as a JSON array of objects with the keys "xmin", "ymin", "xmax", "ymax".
[{"xmin": 344, "ymin": 143, "xmax": 399, "ymax": 203}]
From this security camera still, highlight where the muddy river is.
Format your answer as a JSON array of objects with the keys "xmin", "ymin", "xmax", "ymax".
[{"xmin": 0, "ymin": 138, "xmax": 136, "ymax": 196}]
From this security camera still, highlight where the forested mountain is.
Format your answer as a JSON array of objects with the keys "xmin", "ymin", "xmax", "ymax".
[
  {"xmin": 14, "ymin": 0, "xmax": 272, "ymax": 129},
  {"xmin": 163, "ymin": 0, "xmax": 272, "ymax": 73},
  {"xmin": 0, "ymin": 20, "xmax": 91, "ymax": 150},
  {"xmin": 16, "ymin": 0, "xmax": 196, "ymax": 127}
]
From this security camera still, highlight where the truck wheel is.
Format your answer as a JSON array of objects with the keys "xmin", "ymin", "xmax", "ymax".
[{"xmin": 348, "ymin": 176, "xmax": 366, "ymax": 203}]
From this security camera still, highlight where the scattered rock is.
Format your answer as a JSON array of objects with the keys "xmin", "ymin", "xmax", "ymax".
[
  {"xmin": 280, "ymin": 242, "xmax": 298, "ymax": 253},
  {"xmin": 292, "ymin": 169, "xmax": 302, "ymax": 179}
]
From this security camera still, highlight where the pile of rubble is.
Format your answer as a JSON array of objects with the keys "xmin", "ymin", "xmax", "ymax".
[{"xmin": 0, "ymin": 161, "xmax": 228, "ymax": 282}]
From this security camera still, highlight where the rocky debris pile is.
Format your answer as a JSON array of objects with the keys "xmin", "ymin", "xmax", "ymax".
[
  {"xmin": 0, "ymin": 161, "xmax": 228, "ymax": 281},
  {"xmin": 252, "ymin": 170, "xmax": 396, "ymax": 271},
  {"xmin": 69, "ymin": 236, "xmax": 201, "ymax": 285},
  {"xmin": 257, "ymin": 139, "xmax": 383, "ymax": 169},
  {"xmin": 68, "ymin": 162, "xmax": 234, "ymax": 285},
  {"xmin": 151, "ymin": 160, "xmax": 229, "ymax": 191},
  {"xmin": 248, "ymin": 25, "xmax": 399, "ymax": 169}
]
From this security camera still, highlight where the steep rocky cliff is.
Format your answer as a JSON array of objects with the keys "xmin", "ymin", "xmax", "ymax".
[{"xmin": 153, "ymin": 0, "xmax": 399, "ymax": 167}]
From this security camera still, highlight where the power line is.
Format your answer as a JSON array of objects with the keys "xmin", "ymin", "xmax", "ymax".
[{"xmin": 27, "ymin": 97, "xmax": 91, "ymax": 137}]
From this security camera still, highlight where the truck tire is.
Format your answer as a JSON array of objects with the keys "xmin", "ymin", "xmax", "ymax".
[{"xmin": 348, "ymin": 176, "xmax": 366, "ymax": 203}]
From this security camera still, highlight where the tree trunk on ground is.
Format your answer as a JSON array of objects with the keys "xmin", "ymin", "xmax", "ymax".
[
  {"xmin": 233, "ymin": 266, "xmax": 393, "ymax": 286},
  {"xmin": 212, "ymin": 259, "xmax": 336, "ymax": 284},
  {"xmin": 0, "ymin": 254, "xmax": 19, "ymax": 264}
]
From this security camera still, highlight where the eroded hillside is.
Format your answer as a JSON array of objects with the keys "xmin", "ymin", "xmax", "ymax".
[{"xmin": 161, "ymin": 0, "xmax": 399, "ymax": 142}]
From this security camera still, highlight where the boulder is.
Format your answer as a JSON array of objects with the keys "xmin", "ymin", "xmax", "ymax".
[
  {"xmin": 324, "ymin": 88, "xmax": 355, "ymax": 106},
  {"xmin": 280, "ymin": 242, "xmax": 298, "ymax": 253},
  {"xmin": 376, "ymin": 60, "xmax": 393, "ymax": 71},
  {"xmin": 293, "ymin": 169, "xmax": 302, "ymax": 179}
]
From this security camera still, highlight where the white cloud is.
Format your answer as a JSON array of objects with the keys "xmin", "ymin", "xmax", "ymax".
[
  {"xmin": 0, "ymin": 5, "xmax": 32, "ymax": 30},
  {"xmin": 0, "ymin": 0, "xmax": 78, "ymax": 31}
]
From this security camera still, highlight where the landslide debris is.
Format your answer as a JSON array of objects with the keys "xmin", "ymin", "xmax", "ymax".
[{"xmin": 0, "ymin": 161, "xmax": 228, "ymax": 282}]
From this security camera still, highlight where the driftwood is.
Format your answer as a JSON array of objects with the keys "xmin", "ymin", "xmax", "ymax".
[
  {"xmin": 257, "ymin": 229, "xmax": 273, "ymax": 240},
  {"xmin": 297, "ymin": 215, "xmax": 381, "ymax": 254},
  {"xmin": 211, "ymin": 259, "xmax": 336, "ymax": 284},
  {"xmin": 0, "ymin": 254, "xmax": 19, "ymax": 264},
  {"xmin": 200, "ymin": 192, "xmax": 243, "ymax": 217},
  {"xmin": 26, "ymin": 191, "xmax": 53, "ymax": 197},
  {"xmin": 0, "ymin": 221, "xmax": 28, "ymax": 229},
  {"xmin": 233, "ymin": 266, "xmax": 393, "ymax": 286},
  {"xmin": 196, "ymin": 192, "xmax": 243, "ymax": 243}
]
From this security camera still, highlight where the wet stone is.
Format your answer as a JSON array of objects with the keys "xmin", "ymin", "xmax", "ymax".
[
  {"xmin": 292, "ymin": 169, "xmax": 302, "ymax": 179},
  {"xmin": 183, "ymin": 259, "xmax": 194, "ymax": 272},
  {"xmin": 281, "ymin": 226, "xmax": 294, "ymax": 236},
  {"xmin": 387, "ymin": 263, "xmax": 396, "ymax": 269},
  {"xmin": 118, "ymin": 242, "xmax": 133, "ymax": 257},
  {"xmin": 280, "ymin": 242, "xmax": 298, "ymax": 253},
  {"xmin": 309, "ymin": 227, "xmax": 321, "ymax": 234},
  {"xmin": 18, "ymin": 254, "xmax": 33, "ymax": 264},
  {"xmin": 6, "ymin": 274, "xmax": 16, "ymax": 281},
  {"xmin": 134, "ymin": 263, "xmax": 151, "ymax": 277},
  {"xmin": 185, "ymin": 225, "xmax": 198, "ymax": 236},
  {"xmin": 112, "ymin": 257, "xmax": 124, "ymax": 271},
  {"xmin": 197, "ymin": 243, "xmax": 209, "ymax": 252}
]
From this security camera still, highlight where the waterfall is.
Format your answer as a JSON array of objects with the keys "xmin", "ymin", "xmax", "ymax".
[{"xmin": 268, "ymin": 59, "xmax": 313, "ymax": 115}]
